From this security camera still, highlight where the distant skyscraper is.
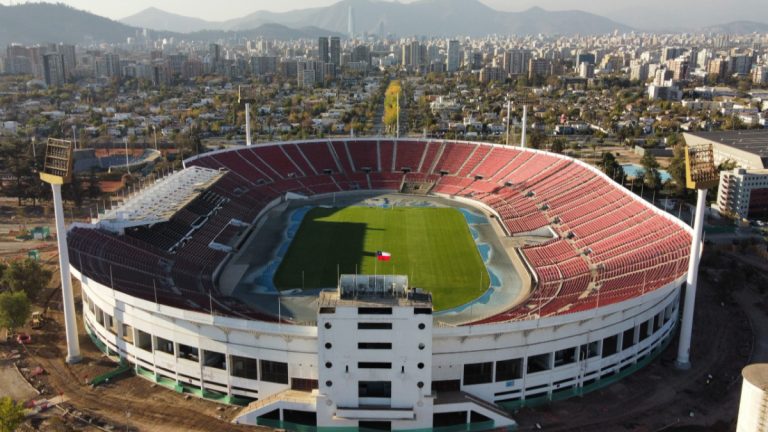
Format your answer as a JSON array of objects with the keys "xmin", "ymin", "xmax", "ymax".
[
  {"xmin": 58, "ymin": 44, "xmax": 76, "ymax": 80},
  {"xmin": 730, "ymin": 55, "xmax": 753, "ymax": 76},
  {"xmin": 528, "ymin": 58, "xmax": 551, "ymax": 80},
  {"xmin": 446, "ymin": 39, "xmax": 460, "ymax": 73},
  {"xmin": 42, "ymin": 53, "xmax": 65, "ymax": 86},
  {"xmin": 104, "ymin": 53, "xmax": 121, "ymax": 79},
  {"xmin": 409, "ymin": 40, "xmax": 422, "ymax": 70},
  {"xmin": 348, "ymin": 6, "xmax": 355, "ymax": 39},
  {"xmin": 209, "ymin": 43, "xmax": 221, "ymax": 72},
  {"xmin": 579, "ymin": 62, "xmax": 595, "ymax": 79},
  {"xmin": 575, "ymin": 51, "xmax": 595, "ymax": 71},
  {"xmin": 330, "ymin": 37, "xmax": 341, "ymax": 67},
  {"xmin": 318, "ymin": 36, "xmax": 330, "ymax": 63},
  {"xmin": 503, "ymin": 49, "xmax": 531, "ymax": 76}
]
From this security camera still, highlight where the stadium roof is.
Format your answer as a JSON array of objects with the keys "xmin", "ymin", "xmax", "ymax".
[
  {"xmin": 685, "ymin": 130, "xmax": 768, "ymax": 167},
  {"xmin": 98, "ymin": 166, "xmax": 223, "ymax": 232}
]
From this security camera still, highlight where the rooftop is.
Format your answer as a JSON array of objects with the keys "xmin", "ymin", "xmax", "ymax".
[
  {"xmin": 686, "ymin": 130, "xmax": 768, "ymax": 163},
  {"xmin": 318, "ymin": 275, "xmax": 433, "ymax": 309},
  {"xmin": 98, "ymin": 166, "xmax": 224, "ymax": 232}
]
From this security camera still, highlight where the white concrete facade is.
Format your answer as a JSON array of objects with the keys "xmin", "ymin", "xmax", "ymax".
[{"xmin": 76, "ymin": 263, "xmax": 682, "ymax": 430}]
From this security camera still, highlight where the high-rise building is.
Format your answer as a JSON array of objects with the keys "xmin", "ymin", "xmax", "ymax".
[
  {"xmin": 330, "ymin": 37, "xmax": 341, "ymax": 67},
  {"xmin": 671, "ymin": 59, "xmax": 689, "ymax": 80},
  {"xmin": 446, "ymin": 39, "xmax": 460, "ymax": 73},
  {"xmin": 579, "ymin": 62, "xmax": 595, "ymax": 79},
  {"xmin": 717, "ymin": 168, "xmax": 768, "ymax": 220},
  {"xmin": 696, "ymin": 49, "xmax": 712, "ymax": 69},
  {"xmin": 347, "ymin": 6, "xmax": 355, "ymax": 39},
  {"xmin": 661, "ymin": 46, "xmax": 682, "ymax": 62},
  {"xmin": 105, "ymin": 53, "xmax": 121, "ymax": 79},
  {"xmin": 251, "ymin": 56, "xmax": 278, "ymax": 76},
  {"xmin": 503, "ymin": 49, "xmax": 531, "ymax": 76},
  {"xmin": 318, "ymin": 37, "xmax": 330, "ymax": 63},
  {"xmin": 730, "ymin": 55, "xmax": 753, "ymax": 76},
  {"xmin": 42, "ymin": 52, "xmax": 66, "ymax": 86},
  {"xmin": 351, "ymin": 45, "xmax": 371, "ymax": 65},
  {"xmin": 401, "ymin": 44, "xmax": 411, "ymax": 67},
  {"xmin": 479, "ymin": 66, "xmax": 505, "ymax": 83},
  {"xmin": 409, "ymin": 40, "xmax": 422, "ymax": 70},
  {"xmin": 575, "ymin": 51, "xmax": 595, "ymax": 71},
  {"xmin": 707, "ymin": 58, "xmax": 728, "ymax": 80},
  {"xmin": 528, "ymin": 58, "xmax": 551, "ymax": 80},
  {"xmin": 209, "ymin": 43, "xmax": 221, "ymax": 72},
  {"xmin": 630, "ymin": 61, "xmax": 650, "ymax": 82},
  {"xmin": 57, "ymin": 44, "xmax": 76, "ymax": 80},
  {"xmin": 753, "ymin": 65, "xmax": 768, "ymax": 85},
  {"xmin": 4, "ymin": 44, "xmax": 32, "ymax": 75}
]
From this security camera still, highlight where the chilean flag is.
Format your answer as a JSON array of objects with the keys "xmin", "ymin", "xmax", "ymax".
[{"xmin": 376, "ymin": 251, "xmax": 392, "ymax": 261}]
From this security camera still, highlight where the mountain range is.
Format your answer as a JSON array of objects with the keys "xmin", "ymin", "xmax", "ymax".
[
  {"xmin": 0, "ymin": 3, "xmax": 342, "ymax": 47},
  {"xmin": 0, "ymin": 0, "xmax": 766, "ymax": 48},
  {"xmin": 122, "ymin": 0, "xmax": 633, "ymax": 37}
]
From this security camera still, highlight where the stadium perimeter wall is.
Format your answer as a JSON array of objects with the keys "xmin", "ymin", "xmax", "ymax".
[{"xmin": 74, "ymin": 263, "xmax": 683, "ymax": 407}]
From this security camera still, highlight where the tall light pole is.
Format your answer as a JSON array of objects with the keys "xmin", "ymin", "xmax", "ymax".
[
  {"xmin": 675, "ymin": 144, "xmax": 719, "ymax": 370},
  {"xmin": 505, "ymin": 98, "xmax": 511, "ymax": 146},
  {"xmin": 39, "ymin": 138, "xmax": 81, "ymax": 364},
  {"xmin": 152, "ymin": 125, "xmax": 158, "ymax": 150},
  {"xmin": 396, "ymin": 92, "xmax": 400, "ymax": 139},
  {"xmin": 520, "ymin": 104, "xmax": 528, "ymax": 148},
  {"xmin": 239, "ymin": 86, "xmax": 255, "ymax": 146},
  {"xmin": 124, "ymin": 137, "xmax": 131, "ymax": 175}
]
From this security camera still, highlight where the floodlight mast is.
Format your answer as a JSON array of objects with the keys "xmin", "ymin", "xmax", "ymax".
[
  {"xmin": 239, "ymin": 86, "xmax": 256, "ymax": 146},
  {"xmin": 40, "ymin": 138, "xmax": 81, "ymax": 364},
  {"xmin": 675, "ymin": 144, "xmax": 719, "ymax": 370}
]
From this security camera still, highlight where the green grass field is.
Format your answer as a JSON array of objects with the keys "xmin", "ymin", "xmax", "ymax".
[{"xmin": 273, "ymin": 206, "xmax": 490, "ymax": 311}]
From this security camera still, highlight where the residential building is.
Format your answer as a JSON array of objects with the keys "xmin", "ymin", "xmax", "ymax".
[{"xmin": 717, "ymin": 168, "xmax": 768, "ymax": 220}]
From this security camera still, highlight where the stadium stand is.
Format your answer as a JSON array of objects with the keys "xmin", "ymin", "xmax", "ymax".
[{"xmin": 70, "ymin": 140, "xmax": 690, "ymax": 324}]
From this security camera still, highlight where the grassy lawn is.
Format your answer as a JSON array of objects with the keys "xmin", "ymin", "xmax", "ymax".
[{"xmin": 273, "ymin": 206, "xmax": 489, "ymax": 311}]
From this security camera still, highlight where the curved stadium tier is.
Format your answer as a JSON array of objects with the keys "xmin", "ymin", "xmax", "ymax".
[{"xmin": 70, "ymin": 139, "xmax": 692, "ymax": 431}]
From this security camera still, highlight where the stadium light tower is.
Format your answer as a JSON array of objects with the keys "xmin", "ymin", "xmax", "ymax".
[
  {"xmin": 520, "ymin": 104, "xmax": 527, "ymax": 149},
  {"xmin": 238, "ymin": 86, "xmax": 256, "ymax": 146},
  {"xmin": 39, "ymin": 138, "xmax": 81, "ymax": 364},
  {"xmin": 675, "ymin": 144, "xmax": 718, "ymax": 370}
]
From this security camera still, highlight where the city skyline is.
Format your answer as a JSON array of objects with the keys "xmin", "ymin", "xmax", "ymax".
[{"xmin": 1, "ymin": 0, "xmax": 767, "ymax": 30}]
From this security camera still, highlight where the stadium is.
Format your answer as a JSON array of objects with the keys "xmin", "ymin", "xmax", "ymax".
[{"xmin": 68, "ymin": 138, "xmax": 692, "ymax": 431}]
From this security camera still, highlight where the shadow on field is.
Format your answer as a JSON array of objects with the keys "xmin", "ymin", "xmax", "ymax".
[{"xmin": 274, "ymin": 207, "xmax": 371, "ymax": 289}]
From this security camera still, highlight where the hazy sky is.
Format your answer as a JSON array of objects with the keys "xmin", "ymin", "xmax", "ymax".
[{"xmin": 1, "ymin": 0, "xmax": 766, "ymax": 28}]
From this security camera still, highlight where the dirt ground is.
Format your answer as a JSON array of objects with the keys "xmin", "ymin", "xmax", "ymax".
[
  {"xmin": 2, "ymin": 280, "xmax": 262, "ymax": 432},
  {"xmin": 513, "ymin": 248, "xmax": 761, "ymax": 432}
]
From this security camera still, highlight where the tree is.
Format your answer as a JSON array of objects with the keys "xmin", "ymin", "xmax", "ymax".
[
  {"xmin": 550, "ymin": 138, "xmax": 565, "ymax": 154},
  {"xmin": 598, "ymin": 152, "xmax": 625, "ymax": 181},
  {"xmin": 0, "ymin": 396, "xmax": 25, "ymax": 432},
  {"xmin": 640, "ymin": 151, "xmax": 662, "ymax": 189},
  {"xmin": 0, "ymin": 291, "xmax": 31, "ymax": 334},
  {"xmin": 2, "ymin": 259, "xmax": 53, "ymax": 301},
  {"xmin": 668, "ymin": 144, "xmax": 687, "ymax": 195}
]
